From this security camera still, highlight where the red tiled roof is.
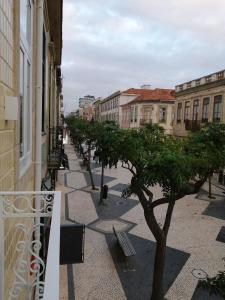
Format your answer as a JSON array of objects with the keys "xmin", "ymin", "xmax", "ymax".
[{"xmin": 121, "ymin": 88, "xmax": 175, "ymax": 106}]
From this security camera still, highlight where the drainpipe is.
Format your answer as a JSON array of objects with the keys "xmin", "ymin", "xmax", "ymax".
[{"xmin": 35, "ymin": 0, "xmax": 44, "ymax": 191}]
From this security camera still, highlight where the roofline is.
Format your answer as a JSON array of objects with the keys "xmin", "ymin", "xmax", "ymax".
[
  {"xmin": 101, "ymin": 91, "xmax": 121, "ymax": 104},
  {"xmin": 176, "ymin": 69, "xmax": 225, "ymax": 87},
  {"xmin": 121, "ymin": 98, "xmax": 175, "ymax": 107}
]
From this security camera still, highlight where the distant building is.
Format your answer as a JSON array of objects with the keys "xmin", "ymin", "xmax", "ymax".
[
  {"xmin": 92, "ymin": 97, "xmax": 102, "ymax": 121},
  {"xmin": 121, "ymin": 89, "xmax": 175, "ymax": 134},
  {"xmin": 100, "ymin": 88, "xmax": 155, "ymax": 126},
  {"xmin": 173, "ymin": 70, "xmax": 225, "ymax": 137},
  {"xmin": 78, "ymin": 95, "xmax": 95, "ymax": 120},
  {"xmin": 79, "ymin": 95, "xmax": 95, "ymax": 108}
]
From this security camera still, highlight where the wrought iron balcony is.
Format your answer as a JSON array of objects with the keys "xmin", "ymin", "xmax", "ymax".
[
  {"xmin": 0, "ymin": 191, "xmax": 61, "ymax": 300},
  {"xmin": 140, "ymin": 118, "xmax": 152, "ymax": 126},
  {"xmin": 49, "ymin": 126, "xmax": 63, "ymax": 152}
]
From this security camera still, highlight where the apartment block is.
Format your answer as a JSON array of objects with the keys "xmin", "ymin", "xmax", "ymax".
[{"xmin": 0, "ymin": 1, "xmax": 63, "ymax": 298}]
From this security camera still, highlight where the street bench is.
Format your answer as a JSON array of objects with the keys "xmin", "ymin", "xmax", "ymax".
[{"xmin": 113, "ymin": 226, "xmax": 136, "ymax": 257}]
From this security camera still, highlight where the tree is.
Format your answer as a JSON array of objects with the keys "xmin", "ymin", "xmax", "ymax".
[
  {"xmin": 186, "ymin": 123, "xmax": 225, "ymax": 198},
  {"xmin": 82, "ymin": 120, "xmax": 101, "ymax": 190},
  {"xmin": 65, "ymin": 117, "xmax": 98, "ymax": 190},
  {"xmin": 95, "ymin": 121, "xmax": 120, "ymax": 204},
  {"xmin": 118, "ymin": 126, "xmax": 206, "ymax": 300},
  {"xmin": 65, "ymin": 117, "xmax": 87, "ymax": 158},
  {"xmin": 199, "ymin": 269, "xmax": 225, "ymax": 298}
]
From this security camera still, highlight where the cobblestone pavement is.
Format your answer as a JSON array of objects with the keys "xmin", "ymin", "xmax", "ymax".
[{"xmin": 59, "ymin": 143, "xmax": 225, "ymax": 300}]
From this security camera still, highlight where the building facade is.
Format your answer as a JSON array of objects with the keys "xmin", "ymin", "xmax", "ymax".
[
  {"xmin": 121, "ymin": 89, "xmax": 175, "ymax": 134},
  {"xmin": 173, "ymin": 70, "xmax": 225, "ymax": 137},
  {"xmin": 100, "ymin": 88, "xmax": 156, "ymax": 126},
  {"xmin": 0, "ymin": 0, "xmax": 63, "ymax": 298},
  {"xmin": 92, "ymin": 97, "xmax": 102, "ymax": 121}
]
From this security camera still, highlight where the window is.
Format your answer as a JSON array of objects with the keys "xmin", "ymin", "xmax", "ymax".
[
  {"xmin": 159, "ymin": 107, "xmax": 166, "ymax": 122},
  {"xmin": 19, "ymin": 49, "xmax": 24, "ymax": 157},
  {"xmin": 20, "ymin": 0, "xmax": 32, "ymax": 44},
  {"xmin": 192, "ymin": 99, "xmax": 199, "ymax": 121},
  {"xmin": 184, "ymin": 101, "xmax": 190, "ymax": 120},
  {"xmin": 130, "ymin": 107, "xmax": 134, "ymax": 122},
  {"xmin": 213, "ymin": 95, "xmax": 222, "ymax": 121},
  {"xmin": 134, "ymin": 106, "xmax": 138, "ymax": 122},
  {"xmin": 202, "ymin": 97, "xmax": 210, "ymax": 122},
  {"xmin": 19, "ymin": 0, "xmax": 32, "ymax": 174},
  {"xmin": 177, "ymin": 103, "xmax": 182, "ymax": 122}
]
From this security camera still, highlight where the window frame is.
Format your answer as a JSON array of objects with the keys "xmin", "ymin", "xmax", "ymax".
[
  {"xmin": 192, "ymin": 99, "xmax": 199, "ymax": 121},
  {"xmin": 202, "ymin": 97, "xmax": 210, "ymax": 123},
  {"xmin": 19, "ymin": 0, "xmax": 33, "ymax": 177},
  {"xmin": 184, "ymin": 101, "xmax": 190, "ymax": 121},
  {"xmin": 159, "ymin": 106, "xmax": 166, "ymax": 123},
  {"xmin": 177, "ymin": 102, "xmax": 182, "ymax": 123},
  {"xmin": 213, "ymin": 95, "xmax": 222, "ymax": 122}
]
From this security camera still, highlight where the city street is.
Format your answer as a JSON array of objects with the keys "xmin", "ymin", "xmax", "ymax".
[{"xmin": 59, "ymin": 143, "xmax": 225, "ymax": 300}]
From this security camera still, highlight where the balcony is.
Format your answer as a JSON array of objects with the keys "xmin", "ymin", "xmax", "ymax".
[
  {"xmin": 184, "ymin": 119, "xmax": 201, "ymax": 132},
  {"xmin": 0, "ymin": 191, "xmax": 61, "ymax": 300},
  {"xmin": 140, "ymin": 118, "xmax": 152, "ymax": 126}
]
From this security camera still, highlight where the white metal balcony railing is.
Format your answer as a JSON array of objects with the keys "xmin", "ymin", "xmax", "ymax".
[{"xmin": 0, "ymin": 191, "xmax": 61, "ymax": 300}]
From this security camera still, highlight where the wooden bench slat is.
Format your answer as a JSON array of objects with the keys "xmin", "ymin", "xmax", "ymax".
[{"xmin": 113, "ymin": 226, "xmax": 136, "ymax": 257}]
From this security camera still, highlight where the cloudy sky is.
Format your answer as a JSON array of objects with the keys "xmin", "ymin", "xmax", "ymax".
[{"xmin": 62, "ymin": 0, "xmax": 225, "ymax": 113}]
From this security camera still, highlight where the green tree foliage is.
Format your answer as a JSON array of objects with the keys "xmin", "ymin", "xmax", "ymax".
[
  {"xmin": 95, "ymin": 121, "xmax": 121, "ymax": 203},
  {"xmin": 118, "ymin": 125, "xmax": 207, "ymax": 300},
  {"xmin": 199, "ymin": 270, "xmax": 225, "ymax": 298},
  {"xmin": 65, "ymin": 117, "xmax": 100, "ymax": 189},
  {"xmin": 186, "ymin": 123, "xmax": 225, "ymax": 197}
]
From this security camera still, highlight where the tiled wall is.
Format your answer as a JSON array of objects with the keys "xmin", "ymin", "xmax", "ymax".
[
  {"xmin": 0, "ymin": 0, "xmax": 13, "ymax": 89},
  {"xmin": 0, "ymin": 0, "xmax": 15, "ymax": 191},
  {"xmin": 0, "ymin": 1, "xmax": 17, "ymax": 298}
]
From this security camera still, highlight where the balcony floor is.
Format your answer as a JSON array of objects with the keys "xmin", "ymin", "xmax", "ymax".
[{"xmin": 58, "ymin": 140, "xmax": 224, "ymax": 300}]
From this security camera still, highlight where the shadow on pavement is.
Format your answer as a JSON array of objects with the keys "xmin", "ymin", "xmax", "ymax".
[{"xmin": 106, "ymin": 233, "xmax": 190, "ymax": 300}]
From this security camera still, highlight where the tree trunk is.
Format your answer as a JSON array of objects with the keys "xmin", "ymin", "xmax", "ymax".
[
  {"xmin": 99, "ymin": 162, "xmax": 104, "ymax": 204},
  {"xmin": 151, "ymin": 239, "xmax": 166, "ymax": 300},
  {"xmin": 87, "ymin": 147, "xmax": 96, "ymax": 190},
  {"xmin": 208, "ymin": 175, "xmax": 212, "ymax": 198}
]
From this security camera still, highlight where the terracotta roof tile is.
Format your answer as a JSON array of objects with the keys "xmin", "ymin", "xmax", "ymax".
[{"xmin": 121, "ymin": 88, "xmax": 175, "ymax": 106}]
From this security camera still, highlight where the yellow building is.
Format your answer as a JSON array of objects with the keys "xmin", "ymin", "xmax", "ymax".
[
  {"xmin": 173, "ymin": 70, "xmax": 225, "ymax": 137},
  {"xmin": 0, "ymin": 1, "xmax": 63, "ymax": 299}
]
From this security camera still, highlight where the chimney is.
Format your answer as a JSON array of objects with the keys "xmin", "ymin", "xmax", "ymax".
[{"xmin": 140, "ymin": 84, "xmax": 151, "ymax": 89}]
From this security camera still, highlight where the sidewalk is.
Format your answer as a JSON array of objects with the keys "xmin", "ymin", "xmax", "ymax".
[{"xmin": 58, "ymin": 143, "xmax": 225, "ymax": 300}]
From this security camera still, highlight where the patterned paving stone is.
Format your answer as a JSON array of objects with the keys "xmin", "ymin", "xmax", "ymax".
[
  {"xmin": 90, "ymin": 192, "xmax": 139, "ymax": 220},
  {"xmin": 66, "ymin": 171, "xmax": 87, "ymax": 189},
  {"xmin": 60, "ymin": 142, "xmax": 225, "ymax": 300},
  {"xmin": 88, "ymin": 218, "xmax": 135, "ymax": 234}
]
